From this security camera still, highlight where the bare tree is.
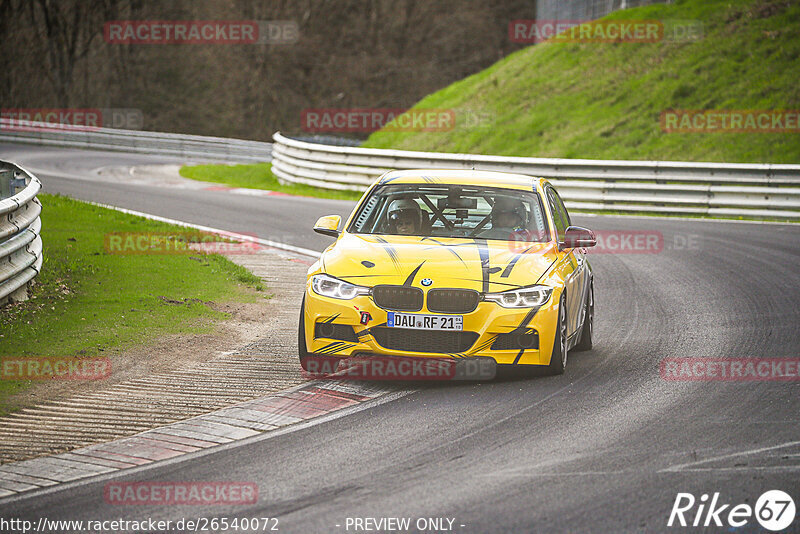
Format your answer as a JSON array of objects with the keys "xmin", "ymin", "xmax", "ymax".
[
  {"xmin": 2, "ymin": 0, "xmax": 538, "ymax": 138},
  {"xmin": 26, "ymin": 0, "xmax": 123, "ymax": 106}
]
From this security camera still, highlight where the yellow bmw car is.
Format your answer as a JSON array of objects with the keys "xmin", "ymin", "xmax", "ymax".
[{"xmin": 299, "ymin": 169, "xmax": 597, "ymax": 377}]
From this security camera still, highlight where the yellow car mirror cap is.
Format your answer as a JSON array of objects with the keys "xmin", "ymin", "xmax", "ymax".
[{"xmin": 314, "ymin": 215, "xmax": 342, "ymax": 238}]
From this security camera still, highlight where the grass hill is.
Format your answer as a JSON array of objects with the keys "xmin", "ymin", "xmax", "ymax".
[{"xmin": 363, "ymin": 0, "xmax": 800, "ymax": 163}]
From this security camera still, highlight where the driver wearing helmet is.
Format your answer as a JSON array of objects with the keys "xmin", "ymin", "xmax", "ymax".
[{"xmin": 387, "ymin": 198, "xmax": 424, "ymax": 235}]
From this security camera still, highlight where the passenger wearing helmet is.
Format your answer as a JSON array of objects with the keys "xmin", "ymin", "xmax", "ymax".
[
  {"xmin": 387, "ymin": 198, "xmax": 423, "ymax": 235},
  {"xmin": 477, "ymin": 196, "xmax": 529, "ymax": 239},
  {"xmin": 491, "ymin": 197, "xmax": 527, "ymax": 231}
]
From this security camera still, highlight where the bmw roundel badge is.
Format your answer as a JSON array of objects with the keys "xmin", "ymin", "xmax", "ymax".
[{"xmin": 421, "ymin": 278, "xmax": 433, "ymax": 287}]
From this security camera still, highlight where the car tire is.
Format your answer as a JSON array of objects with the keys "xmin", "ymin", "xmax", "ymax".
[
  {"xmin": 298, "ymin": 296, "xmax": 312, "ymax": 371},
  {"xmin": 547, "ymin": 292, "xmax": 568, "ymax": 375},
  {"xmin": 573, "ymin": 281, "xmax": 594, "ymax": 352}
]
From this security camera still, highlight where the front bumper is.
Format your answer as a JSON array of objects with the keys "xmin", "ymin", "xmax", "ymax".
[{"xmin": 303, "ymin": 282, "xmax": 561, "ymax": 366}]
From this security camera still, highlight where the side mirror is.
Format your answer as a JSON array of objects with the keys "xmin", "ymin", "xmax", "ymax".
[
  {"xmin": 560, "ymin": 226, "xmax": 596, "ymax": 249},
  {"xmin": 313, "ymin": 215, "xmax": 342, "ymax": 238}
]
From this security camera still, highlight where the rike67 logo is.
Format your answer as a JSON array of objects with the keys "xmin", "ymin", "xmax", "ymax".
[{"xmin": 668, "ymin": 490, "xmax": 795, "ymax": 531}]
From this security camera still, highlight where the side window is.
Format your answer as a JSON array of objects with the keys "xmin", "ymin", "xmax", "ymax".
[
  {"xmin": 552, "ymin": 189, "xmax": 572, "ymax": 227},
  {"xmin": 546, "ymin": 188, "xmax": 567, "ymax": 241}
]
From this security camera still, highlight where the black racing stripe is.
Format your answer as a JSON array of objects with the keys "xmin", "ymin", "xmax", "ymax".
[
  {"xmin": 322, "ymin": 314, "xmax": 340, "ymax": 324},
  {"xmin": 375, "ymin": 236, "xmax": 401, "ymax": 270},
  {"xmin": 510, "ymin": 307, "xmax": 541, "ymax": 334},
  {"xmin": 357, "ymin": 321, "xmax": 386, "ymax": 339},
  {"xmin": 509, "ymin": 307, "xmax": 543, "ymax": 364},
  {"xmin": 316, "ymin": 341, "xmax": 345, "ymax": 353},
  {"xmin": 467, "ymin": 335, "xmax": 496, "ymax": 355},
  {"xmin": 472, "ymin": 239, "xmax": 491, "ymax": 294},
  {"xmin": 318, "ymin": 342, "xmax": 355, "ymax": 354},
  {"xmin": 403, "ymin": 261, "xmax": 426, "ymax": 286},
  {"xmin": 501, "ymin": 245, "xmax": 535, "ymax": 278},
  {"xmin": 380, "ymin": 174, "xmax": 403, "ymax": 185},
  {"xmin": 501, "ymin": 256, "xmax": 522, "ymax": 278},
  {"xmin": 421, "ymin": 237, "xmax": 467, "ymax": 267},
  {"xmin": 420, "ymin": 238, "xmax": 476, "ymax": 248}
]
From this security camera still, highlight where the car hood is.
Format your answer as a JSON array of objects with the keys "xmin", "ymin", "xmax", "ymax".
[{"xmin": 321, "ymin": 233, "xmax": 558, "ymax": 292}]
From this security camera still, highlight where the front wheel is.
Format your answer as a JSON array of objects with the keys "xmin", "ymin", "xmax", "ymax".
[
  {"xmin": 573, "ymin": 281, "xmax": 593, "ymax": 352},
  {"xmin": 298, "ymin": 296, "xmax": 312, "ymax": 371},
  {"xmin": 547, "ymin": 293, "xmax": 568, "ymax": 375}
]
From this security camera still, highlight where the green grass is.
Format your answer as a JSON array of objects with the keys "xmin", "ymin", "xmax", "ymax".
[
  {"xmin": 179, "ymin": 162, "xmax": 363, "ymax": 201},
  {"xmin": 0, "ymin": 194, "xmax": 267, "ymax": 413},
  {"xmin": 363, "ymin": 0, "xmax": 800, "ymax": 164}
]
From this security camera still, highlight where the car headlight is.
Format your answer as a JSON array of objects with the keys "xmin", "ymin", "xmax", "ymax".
[
  {"xmin": 483, "ymin": 285, "xmax": 553, "ymax": 308},
  {"xmin": 311, "ymin": 274, "xmax": 370, "ymax": 300}
]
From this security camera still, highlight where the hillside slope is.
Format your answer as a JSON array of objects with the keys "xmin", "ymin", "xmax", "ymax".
[{"xmin": 364, "ymin": 0, "xmax": 800, "ymax": 163}]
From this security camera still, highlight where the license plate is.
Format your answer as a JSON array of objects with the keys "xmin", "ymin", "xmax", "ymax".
[{"xmin": 387, "ymin": 312, "xmax": 463, "ymax": 331}]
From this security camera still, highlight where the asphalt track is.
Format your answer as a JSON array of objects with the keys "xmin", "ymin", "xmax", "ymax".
[{"xmin": 1, "ymin": 143, "xmax": 798, "ymax": 533}]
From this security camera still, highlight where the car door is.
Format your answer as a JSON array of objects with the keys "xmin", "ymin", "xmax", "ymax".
[
  {"xmin": 551, "ymin": 188, "xmax": 588, "ymax": 338},
  {"xmin": 545, "ymin": 186, "xmax": 580, "ymax": 338}
]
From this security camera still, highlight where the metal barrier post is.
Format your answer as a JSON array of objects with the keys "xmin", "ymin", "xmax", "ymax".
[
  {"xmin": 0, "ymin": 170, "xmax": 12, "ymax": 200},
  {"xmin": 0, "ymin": 162, "xmax": 43, "ymax": 306}
]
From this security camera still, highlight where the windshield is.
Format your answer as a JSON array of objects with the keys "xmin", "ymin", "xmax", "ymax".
[{"xmin": 347, "ymin": 183, "xmax": 550, "ymax": 241}]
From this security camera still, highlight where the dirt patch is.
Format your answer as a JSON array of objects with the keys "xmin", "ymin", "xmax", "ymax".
[
  {"xmin": 0, "ymin": 248, "xmax": 312, "ymax": 463},
  {"xmin": 3, "ymin": 300, "xmax": 273, "ymax": 413},
  {"xmin": 751, "ymin": 0, "xmax": 792, "ymax": 19}
]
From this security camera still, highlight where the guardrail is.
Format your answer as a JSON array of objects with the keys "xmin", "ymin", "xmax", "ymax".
[
  {"xmin": 271, "ymin": 132, "xmax": 800, "ymax": 220},
  {"xmin": 0, "ymin": 162, "xmax": 43, "ymax": 305},
  {"xmin": 0, "ymin": 118, "xmax": 272, "ymax": 163},
  {"xmin": 2, "ymin": 121, "xmax": 797, "ymax": 220}
]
